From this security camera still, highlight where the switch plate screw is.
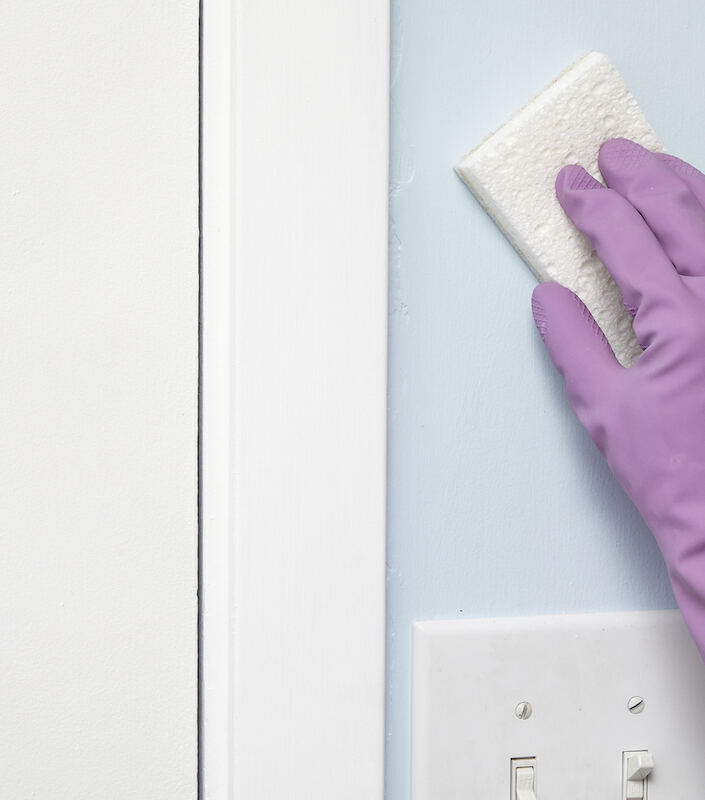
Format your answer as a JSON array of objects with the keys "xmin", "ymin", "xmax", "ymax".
[
  {"xmin": 515, "ymin": 701, "xmax": 532, "ymax": 720},
  {"xmin": 627, "ymin": 696, "xmax": 645, "ymax": 714}
]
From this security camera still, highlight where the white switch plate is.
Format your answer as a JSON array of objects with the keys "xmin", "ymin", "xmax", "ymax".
[{"xmin": 412, "ymin": 610, "xmax": 705, "ymax": 800}]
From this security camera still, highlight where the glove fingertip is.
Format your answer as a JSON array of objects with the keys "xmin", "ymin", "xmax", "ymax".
[
  {"xmin": 531, "ymin": 283, "xmax": 552, "ymax": 342},
  {"xmin": 531, "ymin": 281, "xmax": 572, "ymax": 344}
]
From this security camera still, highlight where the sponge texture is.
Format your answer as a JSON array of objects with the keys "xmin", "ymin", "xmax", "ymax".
[{"xmin": 456, "ymin": 52, "xmax": 662, "ymax": 366}]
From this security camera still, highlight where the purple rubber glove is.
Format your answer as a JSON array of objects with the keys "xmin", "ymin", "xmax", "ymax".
[{"xmin": 532, "ymin": 138, "xmax": 705, "ymax": 661}]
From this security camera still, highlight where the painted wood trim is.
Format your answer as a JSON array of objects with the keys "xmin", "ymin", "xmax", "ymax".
[
  {"xmin": 201, "ymin": 1, "xmax": 232, "ymax": 797},
  {"xmin": 201, "ymin": 1, "xmax": 390, "ymax": 797}
]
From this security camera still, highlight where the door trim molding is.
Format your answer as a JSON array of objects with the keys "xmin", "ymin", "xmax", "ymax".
[{"xmin": 201, "ymin": 1, "xmax": 389, "ymax": 796}]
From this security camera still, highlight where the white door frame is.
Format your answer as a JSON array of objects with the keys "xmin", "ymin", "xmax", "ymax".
[{"xmin": 200, "ymin": 1, "xmax": 390, "ymax": 797}]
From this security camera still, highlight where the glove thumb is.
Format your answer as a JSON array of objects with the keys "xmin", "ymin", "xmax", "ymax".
[{"xmin": 532, "ymin": 282, "xmax": 622, "ymax": 446}]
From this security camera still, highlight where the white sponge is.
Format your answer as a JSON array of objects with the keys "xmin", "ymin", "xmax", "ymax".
[{"xmin": 456, "ymin": 52, "xmax": 662, "ymax": 366}]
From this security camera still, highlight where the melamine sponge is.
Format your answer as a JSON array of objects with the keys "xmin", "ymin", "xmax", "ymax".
[{"xmin": 456, "ymin": 51, "xmax": 662, "ymax": 366}]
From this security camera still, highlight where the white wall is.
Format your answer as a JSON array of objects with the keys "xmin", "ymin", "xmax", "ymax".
[{"xmin": 0, "ymin": 3, "xmax": 198, "ymax": 797}]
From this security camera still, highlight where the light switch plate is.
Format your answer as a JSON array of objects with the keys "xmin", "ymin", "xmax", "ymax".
[{"xmin": 412, "ymin": 610, "xmax": 705, "ymax": 800}]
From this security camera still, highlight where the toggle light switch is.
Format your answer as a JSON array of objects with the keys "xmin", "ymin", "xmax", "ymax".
[
  {"xmin": 412, "ymin": 611, "xmax": 705, "ymax": 800},
  {"xmin": 623, "ymin": 750, "xmax": 654, "ymax": 800},
  {"xmin": 511, "ymin": 757, "xmax": 536, "ymax": 800}
]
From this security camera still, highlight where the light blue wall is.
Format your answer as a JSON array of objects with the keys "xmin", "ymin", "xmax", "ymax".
[{"xmin": 386, "ymin": 2, "xmax": 705, "ymax": 797}]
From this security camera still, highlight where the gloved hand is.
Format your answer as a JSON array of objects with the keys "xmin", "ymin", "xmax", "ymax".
[{"xmin": 531, "ymin": 137, "xmax": 705, "ymax": 661}]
